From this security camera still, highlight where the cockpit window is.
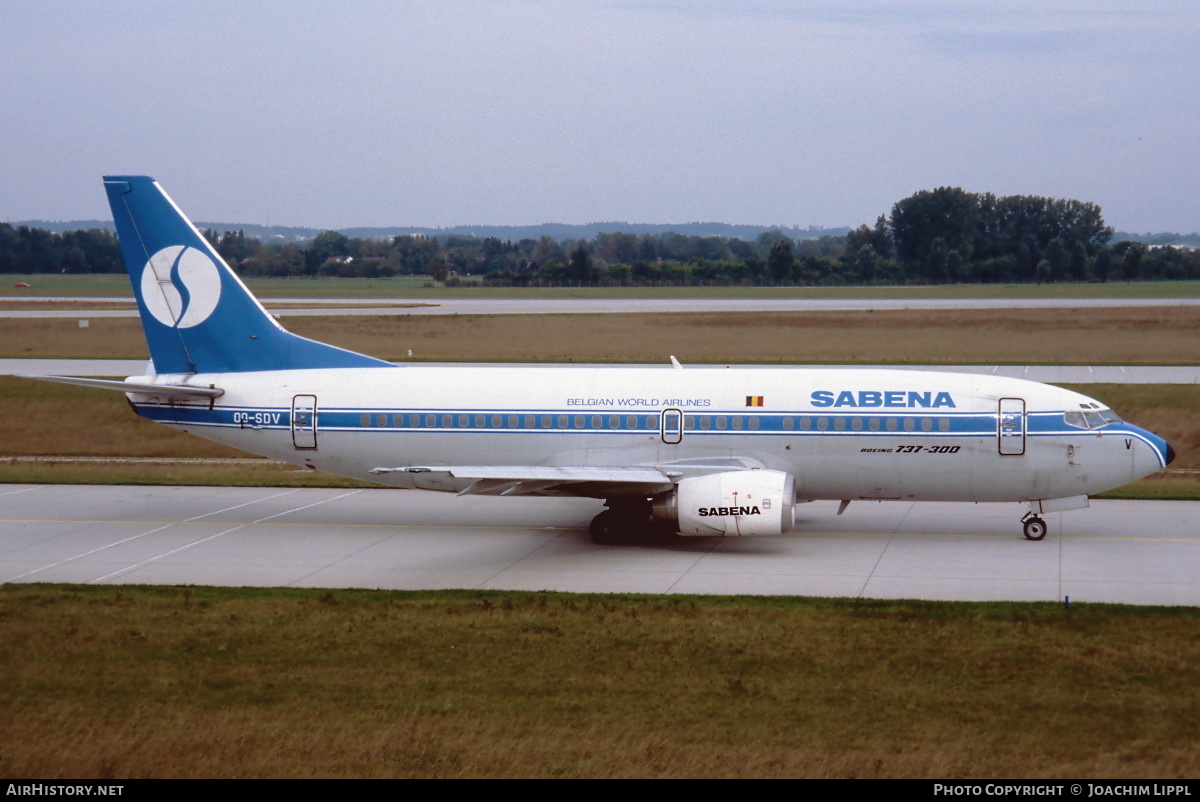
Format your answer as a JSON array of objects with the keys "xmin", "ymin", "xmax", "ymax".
[
  {"xmin": 1063, "ymin": 411, "xmax": 1087, "ymax": 429},
  {"xmin": 1065, "ymin": 407, "xmax": 1122, "ymax": 430}
]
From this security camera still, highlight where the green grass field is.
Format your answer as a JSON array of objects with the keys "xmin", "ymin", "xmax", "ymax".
[
  {"xmin": 3, "ymin": 585, "xmax": 1198, "ymax": 779},
  {"xmin": 4, "ymin": 306, "xmax": 1200, "ymax": 364}
]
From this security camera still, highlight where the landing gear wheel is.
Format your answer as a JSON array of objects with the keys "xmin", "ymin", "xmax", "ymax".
[
  {"xmin": 590, "ymin": 502, "xmax": 656, "ymax": 545},
  {"xmin": 589, "ymin": 509, "xmax": 633, "ymax": 545},
  {"xmin": 1023, "ymin": 516, "xmax": 1047, "ymax": 541}
]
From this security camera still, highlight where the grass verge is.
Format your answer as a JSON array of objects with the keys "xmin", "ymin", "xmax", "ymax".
[
  {"xmin": 0, "ymin": 459, "xmax": 374, "ymax": 488},
  {"xmin": 2, "ymin": 584, "xmax": 1198, "ymax": 779},
  {"xmin": 4, "ymin": 306, "xmax": 1200, "ymax": 363}
]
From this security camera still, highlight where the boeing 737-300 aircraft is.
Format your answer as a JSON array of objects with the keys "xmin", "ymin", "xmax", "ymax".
[{"xmin": 24, "ymin": 177, "xmax": 1176, "ymax": 544}]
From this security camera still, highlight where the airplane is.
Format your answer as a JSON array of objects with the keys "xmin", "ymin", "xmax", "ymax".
[{"xmin": 24, "ymin": 176, "xmax": 1175, "ymax": 545}]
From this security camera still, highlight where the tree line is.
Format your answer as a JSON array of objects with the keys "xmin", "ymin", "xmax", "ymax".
[
  {"xmin": 0, "ymin": 224, "xmax": 123, "ymax": 274},
  {"xmin": 3, "ymin": 188, "xmax": 1198, "ymax": 285}
]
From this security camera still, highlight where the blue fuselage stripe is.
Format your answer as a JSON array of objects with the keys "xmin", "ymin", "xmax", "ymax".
[{"xmin": 134, "ymin": 403, "xmax": 1165, "ymax": 465}]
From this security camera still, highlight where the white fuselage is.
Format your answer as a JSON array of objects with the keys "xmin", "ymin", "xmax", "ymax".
[{"xmin": 128, "ymin": 366, "xmax": 1169, "ymax": 504}]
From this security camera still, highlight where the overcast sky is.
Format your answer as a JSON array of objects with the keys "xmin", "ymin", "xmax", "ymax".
[{"xmin": 2, "ymin": 1, "xmax": 1196, "ymax": 233}]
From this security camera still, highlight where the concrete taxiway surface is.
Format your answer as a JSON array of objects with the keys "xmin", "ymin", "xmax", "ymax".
[
  {"xmin": 4, "ymin": 295, "xmax": 1200, "ymax": 318},
  {"xmin": 2, "ymin": 484, "xmax": 1196, "ymax": 606},
  {"xmin": 4, "ymin": 359, "xmax": 1199, "ymax": 383}
]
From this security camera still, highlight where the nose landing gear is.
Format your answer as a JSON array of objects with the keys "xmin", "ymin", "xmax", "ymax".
[{"xmin": 1021, "ymin": 514, "xmax": 1047, "ymax": 541}]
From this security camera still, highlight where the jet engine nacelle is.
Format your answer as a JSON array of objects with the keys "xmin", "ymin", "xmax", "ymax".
[{"xmin": 652, "ymin": 470, "xmax": 796, "ymax": 536}]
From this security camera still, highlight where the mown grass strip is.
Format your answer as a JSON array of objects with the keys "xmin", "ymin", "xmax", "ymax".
[
  {"xmin": 4, "ymin": 306, "xmax": 1200, "ymax": 363},
  {"xmin": 2, "ymin": 584, "xmax": 1198, "ymax": 779}
]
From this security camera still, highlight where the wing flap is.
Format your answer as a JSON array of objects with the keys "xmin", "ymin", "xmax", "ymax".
[{"xmin": 370, "ymin": 465, "xmax": 676, "ymax": 497}]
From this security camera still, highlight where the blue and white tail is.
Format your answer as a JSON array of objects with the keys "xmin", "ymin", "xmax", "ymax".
[{"xmin": 104, "ymin": 176, "xmax": 392, "ymax": 374}]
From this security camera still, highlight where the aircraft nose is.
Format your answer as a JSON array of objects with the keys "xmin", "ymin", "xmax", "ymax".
[{"xmin": 1166, "ymin": 440, "xmax": 1176, "ymax": 466}]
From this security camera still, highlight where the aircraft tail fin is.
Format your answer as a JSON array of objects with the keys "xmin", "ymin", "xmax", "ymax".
[{"xmin": 103, "ymin": 176, "xmax": 392, "ymax": 374}]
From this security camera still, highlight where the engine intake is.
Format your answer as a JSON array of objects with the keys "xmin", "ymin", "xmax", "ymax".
[{"xmin": 652, "ymin": 470, "xmax": 796, "ymax": 536}]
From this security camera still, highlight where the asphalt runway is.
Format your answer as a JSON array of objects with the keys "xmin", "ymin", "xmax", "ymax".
[
  {"xmin": 4, "ymin": 359, "xmax": 1199, "ymax": 383},
  {"xmin": 2, "ymin": 484, "xmax": 1196, "ymax": 606}
]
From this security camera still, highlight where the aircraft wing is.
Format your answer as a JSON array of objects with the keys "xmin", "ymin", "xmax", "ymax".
[
  {"xmin": 19, "ymin": 375, "xmax": 225, "ymax": 399},
  {"xmin": 370, "ymin": 464, "xmax": 679, "ymax": 497},
  {"xmin": 370, "ymin": 457, "xmax": 768, "ymax": 497}
]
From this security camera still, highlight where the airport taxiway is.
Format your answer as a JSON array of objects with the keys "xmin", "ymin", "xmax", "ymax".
[
  {"xmin": 4, "ymin": 295, "xmax": 1200, "ymax": 318},
  {"xmin": 4, "ymin": 359, "xmax": 1199, "ymax": 384},
  {"xmin": 2, "ymin": 484, "xmax": 1196, "ymax": 606}
]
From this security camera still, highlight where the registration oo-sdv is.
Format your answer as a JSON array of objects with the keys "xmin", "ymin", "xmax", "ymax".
[{"xmin": 26, "ymin": 176, "xmax": 1175, "ymax": 544}]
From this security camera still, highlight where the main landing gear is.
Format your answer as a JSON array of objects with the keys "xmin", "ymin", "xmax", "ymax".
[
  {"xmin": 1021, "ymin": 514, "xmax": 1047, "ymax": 541},
  {"xmin": 589, "ymin": 499, "xmax": 669, "ymax": 545}
]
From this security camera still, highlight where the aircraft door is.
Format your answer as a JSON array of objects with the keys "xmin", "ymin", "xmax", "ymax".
[
  {"xmin": 997, "ymin": 397, "xmax": 1025, "ymax": 456},
  {"xmin": 661, "ymin": 408, "xmax": 683, "ymax": 445},
  {"xmin": 292, "ymin": 394, "xmax": 318, "ymax": 450}
]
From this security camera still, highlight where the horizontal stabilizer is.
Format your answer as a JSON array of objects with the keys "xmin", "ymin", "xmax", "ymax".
[{"xmin": 19, "ymin": 374, "xmax": 224, "ymax": 399}]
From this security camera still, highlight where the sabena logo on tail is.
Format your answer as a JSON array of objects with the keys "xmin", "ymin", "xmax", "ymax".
[
  {"xmin": 105, "ymin": 175, "xmax": 394, "ymax": 374},
  {"xmin": 140, "ymin": 245, "xmax": 223, "ymax": 328}
]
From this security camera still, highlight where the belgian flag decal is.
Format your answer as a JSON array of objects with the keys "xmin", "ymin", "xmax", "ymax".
[{"xmin": 746, "ymin": 395, "xmax": 764, "ymax": 407}]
